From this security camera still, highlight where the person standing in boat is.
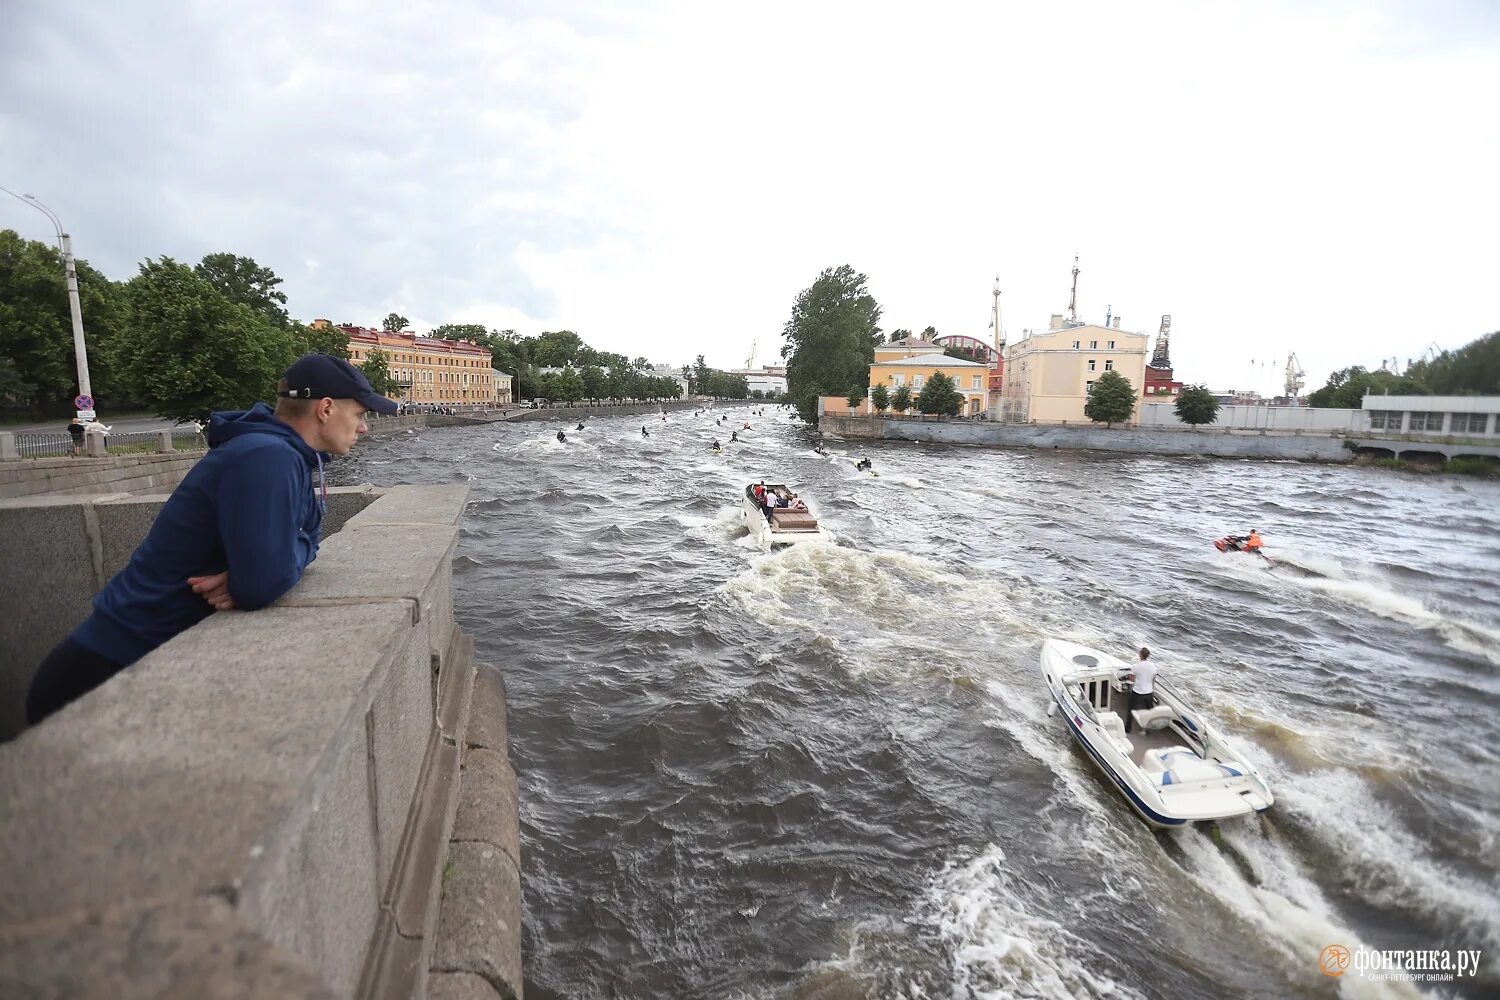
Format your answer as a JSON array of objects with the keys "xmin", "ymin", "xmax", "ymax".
[{"xmin": 1124, "ymin": 647, "xmax": 1157, "ymax": 733}]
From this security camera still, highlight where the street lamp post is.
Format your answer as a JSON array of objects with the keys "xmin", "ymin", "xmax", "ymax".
[{"xmin": 2, "ymin": 188, "xmax": 94, "ymax": 414}]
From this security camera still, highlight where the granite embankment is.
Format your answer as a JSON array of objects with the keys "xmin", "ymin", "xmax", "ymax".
[
  {"xmin": 820, "ymin": 415, "xmax": 1355, "ymax": 461},
  {"xmin": 0, "ymin": 485, "xmax": 522, "ymax": 1000}
]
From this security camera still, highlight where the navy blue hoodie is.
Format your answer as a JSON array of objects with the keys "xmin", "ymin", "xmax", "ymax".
[{"xmin": 73, "ymin": 403, "xmax": 324, "ymax": 666}]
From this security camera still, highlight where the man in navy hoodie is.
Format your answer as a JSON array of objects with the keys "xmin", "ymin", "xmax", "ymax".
[{"xmin": 24, "ymin": 354, "xmax": 398, "ymax": 725}]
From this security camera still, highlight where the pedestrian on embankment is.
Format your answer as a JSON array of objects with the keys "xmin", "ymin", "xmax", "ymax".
[{"xmin": 23, "ymin": 354, "xmax": 397, "ymax": 726}]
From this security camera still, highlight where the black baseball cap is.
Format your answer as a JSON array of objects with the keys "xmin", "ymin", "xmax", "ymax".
[{"xmin": 278, "ymin": 353, "xmax": 399, "ymax": 415}]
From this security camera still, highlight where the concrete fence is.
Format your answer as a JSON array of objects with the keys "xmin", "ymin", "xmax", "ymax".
[
  {"xmin": 0, "ymin": 485, "xmax": 521, "ymax": 999},
  {"xmin": 1136, "ymin": 403, "xmax": 1366, "ymax": 433}
]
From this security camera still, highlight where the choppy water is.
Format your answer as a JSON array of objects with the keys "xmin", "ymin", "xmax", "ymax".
[{"xmin": 339, "ymin": 407, "xmax": 1500, "ymax": 1000}]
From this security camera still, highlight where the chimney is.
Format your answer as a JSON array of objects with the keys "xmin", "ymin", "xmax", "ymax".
[
  {"xmin": 1113, "ymin": 316, "xmax": 1122, "ymax": 329},
  {"xmin": 1049, "ymin": 314, "xmax": 1065, "ymax": 330}
]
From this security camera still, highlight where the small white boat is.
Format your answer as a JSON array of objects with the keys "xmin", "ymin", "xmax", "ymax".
[
  {"xmin": 1040, "ymin": 639, "xmax": 1273, "ymax": 828},
  {"xmin": 741, "ymin": 483, "xmax": 827, "ymax": 548}
]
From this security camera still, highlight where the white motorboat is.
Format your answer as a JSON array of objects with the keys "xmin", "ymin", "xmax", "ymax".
[
  {"xmin": 1040, "ymin": 639, "xmax": 1273, "ymax": 828},
  {"xmin": 741, "ymin": 483, "xmax": 828, "ymax": 548}
]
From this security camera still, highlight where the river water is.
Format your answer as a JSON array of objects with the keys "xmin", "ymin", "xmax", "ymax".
[{"xmin": 338, "ymin": 407, "xmax": 1500, "ymax": 1000}]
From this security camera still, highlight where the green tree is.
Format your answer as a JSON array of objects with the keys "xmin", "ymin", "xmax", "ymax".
[
  {"xmin": 694, "ymin": 354, "xmax": 711, "ymax": 396},
  {"xmin": 870, "ymin": 383, "xmax": 890, "ymax": 414},
  {"xmin": 1174, "ymin": 385, "xmax": 1221, "ymax": 427},
  {"xmin": 581, "ymin": 364, "xmax": 607, "ymax": 400},
  {"xmin": 294, "ymin": 321, "xmax": 351, "ymax": 360},
  {"xmin": 0, "ymin": 229, "xmax": 132, "ymax": 415},
  {"xmin": 360, "ymin": 347, "xmax": 400, "ymax": 398},
  {"xmin": 431, "ymin": 323, "xmax": 489, "ymax": 342},
  {"xmin": 891, "ymin": 384, "xmax": 912, "ymax": 413},
  {"xmin": 113, "ymin": 257, "xmax": 298, "ymax": 423},
  {"xmin": 535, "ymin": 330, "xmax": 583, "ymax": 368},
  {"xmin": 847, "ymin": 387, "xmax": 866, "ymax": 409},
  {"xmin": 916, "ymin": 371, "xmax": 963, "ymax": 416},
  {"xmin": 782, "ymin": 264, "xmax": 882, "ymax": 422},
  {"xmin": 1306, "ymin": 366, "xmax": 1422, "ymax": 408},
  {"xmin": 888, "ymin": 328, "xmax": 911, "ymax": 343},
  {"xmin": 1084, "ymin": 369, "xmax": 1136, "ymax": 427},
  {"xmin": 194, "ymin": 253, "xmax": 289, "ymax": 327},
  {"xmin": 382, "ymin": 312, "xmax": 409, "ymax": 332},
  {"xmin": 0, "ymin": 355, "xmax": 37, "ymax": 414},
  {"xmin": 1403, "ymin": 331, "xmax": 1500, "ymax": 395},
  {"xmin": 921, "ymin": 325, "xmax": 938, "ymax": 341},
  {"xmin": 554, "ymin": 365, "xmax": 584, "ymax": 402}
]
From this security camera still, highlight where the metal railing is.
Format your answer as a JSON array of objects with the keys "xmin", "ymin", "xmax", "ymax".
[{"xmin": 14, "ymin": 432, "xmax": 76, "ymax": 458}]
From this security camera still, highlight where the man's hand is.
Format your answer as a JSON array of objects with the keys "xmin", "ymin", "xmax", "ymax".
[{"xmin": 187, "ymin": 572, "xmax": 236, "ymax": 612}]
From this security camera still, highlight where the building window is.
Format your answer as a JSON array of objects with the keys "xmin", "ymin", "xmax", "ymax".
[
  {"xmin": 1085, "ymin": 380, "xmax": 1095, "ymax": 393},
  {"xmin": 1108, "ymin": 340, "xmax": 1115, "ymax": 349},
  {"xmin": 1408, "ymin": 412, "xmax": 1444, "ymax": 432},
  {"xmin": 1071, "ymin": 340, "xmax": 1080, "ymax": 349},
  {"xmin": 1104, "ymin": 361, "xmax": 1114, "ymax": 371},
  {"xmin": 1088, "ymin": 359, "xmax": 1097, "ymax": 371},
  {"xmin": 891, "ymin": 374, "xmax": 904, "ymax": 386},
  {"xmin": 971, "ymin": 376, "xmax": 982, "ymax": 389},
  {"xmin": 913, "ymin": 375, "xmax": 924, "ymax": 389},
  {"xmin": 1451, "ymin": 413, "xmax": 1489, "ymax": 434},
  {"xmin": 1368, "ymin": 410, "xmax": 1391, "ymax": 430},
  {"xmin": 1090, "ymin": 340, "xmax": 1098, "ymax": 349}
]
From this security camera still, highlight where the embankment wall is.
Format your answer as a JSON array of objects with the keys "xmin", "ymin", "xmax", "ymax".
[
  {"xmin": 820, "ymin": 415, "xmax": 1354, "ymax": 462},
  {"xmin": 0, "ymin": 485, "xmax": 522, "ymax": 999}
]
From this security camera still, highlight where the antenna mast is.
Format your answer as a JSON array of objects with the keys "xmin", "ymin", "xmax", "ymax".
[
  {"xmin": 1151, "ymin": 315, "xmax": 1172, "ymax": 368},
  {"xmin": 1067, "ymin": 254, "xmax": 1080, "ymax": 323},
  {"xmin": 992, "ymin": 276, "xmax": 1003, "ymax": 354}
]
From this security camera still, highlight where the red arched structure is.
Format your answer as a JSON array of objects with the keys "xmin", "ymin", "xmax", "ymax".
[
  {"xmin": 932, "ymin": 334, "xmax": 1000, "ymax": 365},
  {"xmin": 933, "ymin": 334, "xmax": 1004, "ymax": 392}
]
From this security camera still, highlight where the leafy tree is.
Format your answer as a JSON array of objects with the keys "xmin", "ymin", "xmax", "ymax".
[
  {"xmin": 294, "ymin": 321, "xmax": 351, "ymax": 360},
  {"xmin": 847, "ymin": 387, "xmax": 866, "ymax": 409},
  {"xmin": 1403, "ymin": 331, "xmax": 1499, "ymax": 395},
  {"xmin": 113, "ymin": 256, "xmax": 298, "ymax": 423},
  {"xmin": 749, "ymin": 388, "xmax": 764, "ymax": 400},
  {"xmin": 916, "ymin": 371, "xmax": 963, "ymax": 416},
  {"xmin": 694, "ymin": 354, "xmax": 712, "ymax": 396},
  {"xmin": 553, "ymin": 365, "xmax": 584, "ymax": 402},
  {"xmin": 871, "ymin": 383, "xmax": 890, "ymax": 414},
  {"xmin": 382, "ymin": 312, "xmax": 410, "ymax": 332},
  {"xmin": 535, "ymin": 330, "xmax": 583, "ymax": 368},
  {"xmin": 194, "ymin": 253, "xmax": 288, "ymax": 327},
  {"xmin": 782, "ymin": 264, "xmax": 882, "ymax": 422},
  {"xmin": 921, "ymin": 325, "xmax": 938, "ymax": 341},
  {"xmin": 0, "ymin": 229, "xmax": 132, "ymax": 415},
  {"xmin": 0, "ymin": 355, "xmax": 37, "ymax": 413},
  {"xmin": 581, "ymin": 364, "xmax": 607, "ymax": 400},
  {"xmin": 632, "ymin": 356, "xmax": 650, "ymax": 370},
  {"xmin": 888, "ymin": 328, "xmax": 911, "ymax": 343},
  {"xmin": 1084, "ymin": 369, "xmax": 1136, "ymax": 427},
  {"xmin": 360, "ymin": 347, "xmax": 400, "ymax": 398},
  {"xmin": 891, "ymin": 384, "xmax": 912, "ymax": 413},
  {"xmin": 1306, "ymin": 366, "xmax": 1421, "ymax": 408},
  {"xmin": 431, "ymin": 323, "xmax": 489, "ymax": 342},
  {"xmin": 1174, "ymin": 385, "xmax": 1220, "ymax": 427}
]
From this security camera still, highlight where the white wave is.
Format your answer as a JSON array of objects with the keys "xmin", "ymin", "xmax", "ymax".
[
  {"xmin": 1273, "ymin": 768, "xmax": 1500, "ymax": 950},
  {"xmin": 1169, "ymin": 823, "xmax": 1427, "ymax": 1000},
  {"xmin": 925, "ymin": 845, "xmax": 1147, "ymax": 1000}
]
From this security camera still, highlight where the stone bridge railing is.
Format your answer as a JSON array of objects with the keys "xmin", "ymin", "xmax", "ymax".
[{"xmin": 0, "ymin": 486, "xmax": 521, "ymax": 999}]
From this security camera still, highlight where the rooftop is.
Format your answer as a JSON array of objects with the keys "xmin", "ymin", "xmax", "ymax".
[{"xmin": 873, "ymin": 356, "xmax": 988, "ymax": 367}]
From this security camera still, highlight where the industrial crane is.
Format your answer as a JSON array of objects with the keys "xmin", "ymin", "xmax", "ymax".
[
  {"xmin": 744, "ymin": 338, "xmax": 756, "ymax": 370},
  {"xmin": 1284, "ymin": 352, "xmax": 1306, "ymax": 400}
]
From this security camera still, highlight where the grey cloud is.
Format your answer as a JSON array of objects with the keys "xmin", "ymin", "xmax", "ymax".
[{"xmin": 1, "ymin": 0, "xmax": 637, "ymax": 327}]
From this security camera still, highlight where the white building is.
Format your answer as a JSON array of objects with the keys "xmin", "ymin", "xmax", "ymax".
[
  {"xmin": 1361, "ymin": 395, "xmax": 1498, "ymax": 437},
  {"xmin": 729, "ymin": 367, "xmax": 787, "ymax": 396}
]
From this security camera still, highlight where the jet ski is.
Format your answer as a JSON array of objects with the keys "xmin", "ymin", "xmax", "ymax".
[{"xmin": 1214, "ymin": 536, "xmax": 1269, "ymax": 559}]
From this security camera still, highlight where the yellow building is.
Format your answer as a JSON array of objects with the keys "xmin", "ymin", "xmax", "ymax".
[
  {"xmin": 316, "ymin": 323, "xmax": 508, "ymax": 405},
  {"xmin": 998, "ymin": 319, "xmax": 1149, "ymax": 424},
  {"xmin": 868, "ymin": 353, "xmax": 991, "ymax": 417}
]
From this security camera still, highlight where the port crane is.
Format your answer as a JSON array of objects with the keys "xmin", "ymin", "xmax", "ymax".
[{"xmin": 1284, "ymin": 352, "xmax": 1306, "ymax": 400}]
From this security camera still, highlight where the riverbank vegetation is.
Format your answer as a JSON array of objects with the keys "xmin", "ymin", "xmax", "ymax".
[
  {"xmin": 1308, "ymin": 330, "xmax": 1500, "ymax": 407},
  {"xmin": 1355, "ymin": 455, "xmax": 1499, "ymax": 478}
]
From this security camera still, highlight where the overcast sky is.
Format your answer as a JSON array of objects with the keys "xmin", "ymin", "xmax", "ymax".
[{"xmin": 3, "ymin": 0, "xmax": 1497, "ymax": 393}]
